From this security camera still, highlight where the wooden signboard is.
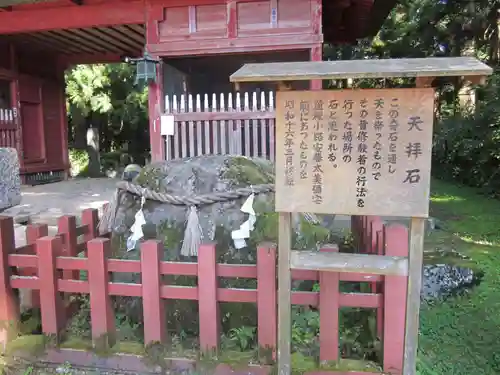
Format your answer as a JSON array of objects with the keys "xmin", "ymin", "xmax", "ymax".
[{"xmin": 275, "ymin": 88, "xmax": 434, "ymax": 217}]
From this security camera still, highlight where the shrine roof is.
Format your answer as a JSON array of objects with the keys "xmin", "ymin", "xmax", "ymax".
[{"xmin": 230, "ymin": 57, "xmax": 493, "ymax": 83}]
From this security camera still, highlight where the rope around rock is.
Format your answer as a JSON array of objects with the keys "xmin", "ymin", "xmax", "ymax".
[
  {"xmin": 116, "ymin": 180, "xmax": 275, "ymax": 206},
  {"xmin": 98, "ymin": 180, "xmax": 275, "ymax": 235}
]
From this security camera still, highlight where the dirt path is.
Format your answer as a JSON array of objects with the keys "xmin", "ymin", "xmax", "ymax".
[{"xmin": 1, "ymin": 177, "xmax": 118, "ymax": 246}]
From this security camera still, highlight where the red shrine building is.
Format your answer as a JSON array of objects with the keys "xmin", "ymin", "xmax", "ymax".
[{"xmin": 0, "ymin": 0, "xmax": 396, "ymax": 183}]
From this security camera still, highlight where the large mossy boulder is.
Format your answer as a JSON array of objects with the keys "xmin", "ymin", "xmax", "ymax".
[
  {"xmin": 107, "ymin": 155, "xmax": 335, "ymax": 336},
  {"xmin": 110, "ymin": 155, "xmax": 335, "ymax": 264}
]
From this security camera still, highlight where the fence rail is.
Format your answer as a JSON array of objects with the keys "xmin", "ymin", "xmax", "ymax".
[
  {"xmin": 164, "ymin": 91, "xmax": 276, "ymax": 161},
  {"xmin": 0, "ymin": 210, "xmax": 409, "ymax": 375},
  {"xmin": 0, "ymin": 108, "xmax": 18, "ymax": 149}
]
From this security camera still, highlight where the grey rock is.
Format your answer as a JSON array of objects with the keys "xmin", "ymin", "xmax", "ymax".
[
  {"xmin": 110, "ymin": 155, "xmax": 335, "ymax": 274},
  {"xmin": 0, "ymin": 148, "xmax": 21, "ymax": 211},
  {"xmin": 108, "ymin": 155, "xmax": 338, "ymax": 327},
  {"xmin": 421, "ymin": 263, "xmax": 480, "ymax": 301}
]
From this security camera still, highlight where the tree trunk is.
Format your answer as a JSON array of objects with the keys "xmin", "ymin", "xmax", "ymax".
[
  {"xmin": 72, "ymin": 108, "xmax": 88, "ymax": 150},
  {"xmin": 86, "ymin": 127, "xmax": 101, "ymax": 177}
]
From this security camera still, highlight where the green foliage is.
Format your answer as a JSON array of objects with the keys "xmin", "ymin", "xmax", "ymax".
[
  {"xmin": 228, "ymin": 326, "xmax": 256, "ymax": 351},
  {"xmin": 68, "ymin": 149, "xmax": 89, "ymax": 177},
  {"xmin": 333, "ymin": 0, "xmax": 500, "ymax": 194},
  {"xmin": 433, "ymin": 71, "xmax": 500, "ymax": 195},
  {"xmin": 65, "ymin": 63, "xmax": 149, "ymax": 165}
]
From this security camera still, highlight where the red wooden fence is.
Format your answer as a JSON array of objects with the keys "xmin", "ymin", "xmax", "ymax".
[{"xmin": 0, "ymin": 210, "xmax": 409, "ymax": 375}]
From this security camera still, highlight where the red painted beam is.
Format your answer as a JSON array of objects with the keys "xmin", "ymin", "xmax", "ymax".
[
  {"xmin": 0, "ymin": 2, "xmax": 144, "ymax": 35},
  {"xmin": 59, "ymin": 53, "xmax": 132, "ymax": 66}
]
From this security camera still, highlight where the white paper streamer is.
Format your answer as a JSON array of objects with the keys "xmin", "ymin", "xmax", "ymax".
[
  {"xmin": 231, "ymin": 192, "xmax": 256, "ymax": 249},
  {"xmin": 127, "ymin": 196, "xmax": 146, "ymax": 251}
]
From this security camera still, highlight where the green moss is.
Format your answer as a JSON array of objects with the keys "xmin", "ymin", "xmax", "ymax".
[
  {"xmin": 6, "ymin": 335, "xmax": 47, "ymax": 357},
  {"xmin": 289, "ymin": 352, "xmax": 382, "ymax": 375},
  {"xmin": 157, "ymin": 221, "xmax": 184, "ymax": 257},
  {"xmin": 250, "ymin": 210, "xmax": 279, "ymax": 244},
  {"xmin": 424, "ymin": 230, "xmax": 482, "ymax": 272},
  {"xmin": 295, "ymin": 216, "xmax": 332, "ymax": 250},
  {"xmin": 223, "ymin": 156, "xmax": 274, "ymax": 187},
  {"xmin": 134, "ymin": 165, "xmax": 165, "ymax": 192}
]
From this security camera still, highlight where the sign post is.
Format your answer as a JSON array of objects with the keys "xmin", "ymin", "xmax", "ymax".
[{"xmin": 230, "ymin": 57, "xmax": 492, "ymax": 375}]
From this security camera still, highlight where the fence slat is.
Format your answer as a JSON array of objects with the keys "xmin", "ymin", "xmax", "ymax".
[
  {"xmin": 319, "ymin": 244, "xmax": 340, "ymax": 362},
  {"xmin": 0, "ymin": 217, "xmax": 19, "ymax": 344},
  {"xmin": 257, "ymin": 244, "xmax": 277, "ymax": 356},
  {"xmin": 58, "ymin": 216, "xmax": 79, "ymax": 281},
  {"xmin": 244, "ymin": 93, "xmax": 251, "ymax": 157},
  {"xmin": 87, "ymin": 238, "xmax": 115, "ymax": 349},
  {"xmin": 260, "ymin": 91, "xmax": 267, "ymax": 159},
  {"xmin": 228, "ymin": 93, "xmax": 236, "ymax": 155},
  {"xmin": 141, "ymin": 240, "xmax": 166, "ymax": 344},
  {"xmin": 269, "ymin": 91, "xmax": 275, "ymax": 161},
  {"xmin": 188, "ymin": 94, "xmax": 195, "ymax": 157},
  {"xmin": 196, "ymin": 94, "xmax": 203, "ymax": 157},
  {"xmin": 81, "ymin": 208, "xmax": 98, "ymax": 246},
  {"xmin": 234, "ymin": 92, "xmax": 242, "ymax": 155},
  {"xmin": 220, "ymin": 93, "xmax": 227, "ymax": 155},
  {"xmin": 212, "ymin": 93, "xmax": 219, "ymax": 154},
  {"xmin": 24, "ymin": 223, "xmax": 49, "ymax": 309},
  {"xmin": 252, "ymin": 92, "xmax": 259, "ymax": 157},
  {"xmin": 180, "ymin": 95, "xmax": 187, "ymax": 158},
  {"xmin": 369, "ymin": 218, "xmax": 384, "ymax": 339},
  {"xmin": 37, "ymin": 236, "xmax": 65, "ymax": 339},
  {"xmin": 173, "ymin": 95, "xmax": 180, "ymax": 159},
  {"xmin": 383, "ymin": 224, "xmax": 408, "ymax": 375},
  {"xmin": 376, "ymin": 229, "xmax": 385, "ymax": 340},
  {"xmin": 204, "ymin": 94, "xmax": 211, "ymax": 155},
  {"xmin": 198, "ymin": 243, "xmax": 219, "ymax": 352}
]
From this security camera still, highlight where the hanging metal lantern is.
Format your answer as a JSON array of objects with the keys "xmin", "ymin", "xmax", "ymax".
[{"xmin": 125, "ymin": 52, "xmax": 161, "ymax": 85}]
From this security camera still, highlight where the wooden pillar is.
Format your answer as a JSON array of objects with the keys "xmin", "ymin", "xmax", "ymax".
[
  {"xmin": 58, "ymin": 60, "xmax": 70, "ymax": 180},
  {"xmin": 8, "ymin": 43, "xmax": 24, "ymax": 181},
  {"xmin": 277, "ymin": 211, "xmax": 292, "ymax": 375},
  {"xmin": 146, "ymin": 3, "xmax": 165, "ymax": 162},
  {"xmin": 310, "ymin": 46, "xmax": 322, "ymax": 90},
  {"xmin": 402, "ymin": 77, "xmax": 433, "ymax": 375},
  {"xmin": 310, "ymin": 0, "xmax": 322, "ymax": 90}
]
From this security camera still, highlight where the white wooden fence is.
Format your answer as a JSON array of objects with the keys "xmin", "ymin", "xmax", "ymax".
[
  {"xmin": 0, "ymin": 108, "xmax": 18, "ymax": 149},
  {"xmin": 164, "ymin": 91, "xmax": 276, "ymax": 161}
]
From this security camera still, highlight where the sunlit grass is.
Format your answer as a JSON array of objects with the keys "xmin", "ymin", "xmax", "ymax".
[{"xmin": 418, "ymin": 178, "xmax": 500, "ymax": 375}]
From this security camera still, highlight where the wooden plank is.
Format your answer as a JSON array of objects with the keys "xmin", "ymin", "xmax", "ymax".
[
  {"xmin": 290, "ymin": 251, "xmax": 408, "ymax": 276},
  {"xmin": 275, "ymin": 88, "xmax": 434, "ymax": 218},
  {"xmin": 277, "ymin": 212, "xmax": 292, "ymax": 375},
  {"xmin": 269, "ymin": 91, "xmax": 275, "ymax": 161},
  {"xmin": 220, "ymin": 93, "xmax": 227, "ymax": 154},
  {"xmin": 244, "ymin": 93, "xmax": 251, "ymax": 156},
  {"xmin": 403, "ymin": 217, "xmax": 425, "ymax": 375},
  {"xmin": 188, "ymin": 95, "xmax": 195, "ymax": 157},
  {"xmin": 234, "ymin": 93, "xmax": 242, "ymax": 155},
  {"xmin": 230, "ymin": 57, "xmax": 493, "ymax": 83},
  {"xmin": 148, "ymin": 33, "xmax": 322, "ymax": 56},
  {"xmin": 180, "ymin": 96, "xmax": 187, "ymax": 158},
  {"xmin": 196, "ymin": 95, "xmax": 203, "ymax": 157},
  {"xmin": 251, "ymin": 92, "xmax": 259, "ymax": 157},
  {"xmin": 260, "ymin": 92, "xmax": 267, "ymax": 158},
  {"xmin": 228, "ymin": 93, "xmax": 236, "ymax": 154},
  {"xmin": 0, "ymin": 2, "xmax": 144, "ymax": 34},
  {"xmin": 203, "ymin": 94, "xmax": 211, "ymax": 155}
]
